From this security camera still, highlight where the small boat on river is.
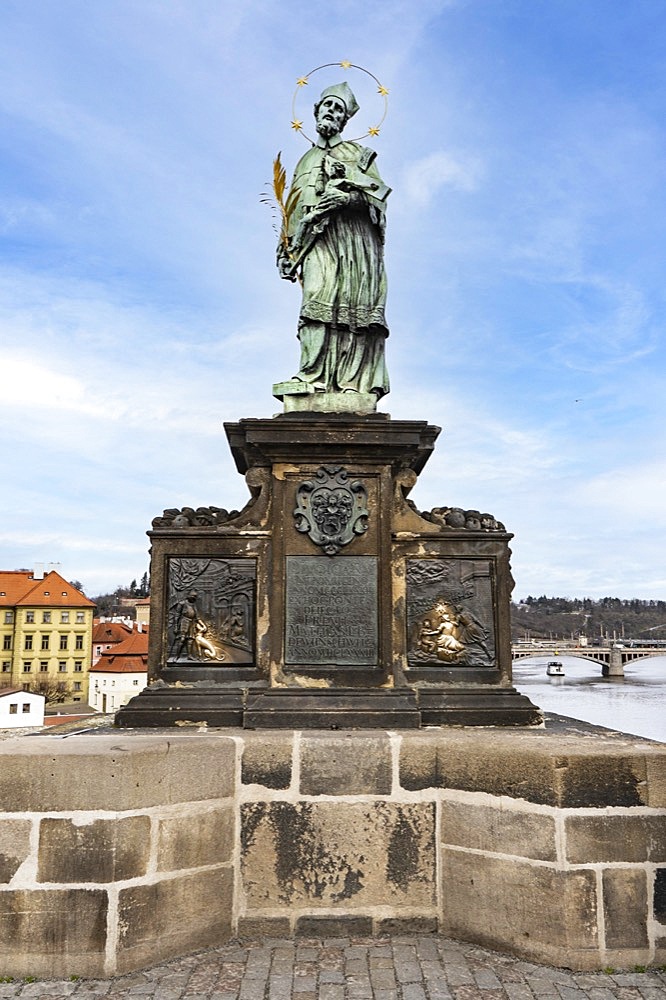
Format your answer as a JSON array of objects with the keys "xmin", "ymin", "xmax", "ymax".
[{"xmin": 546, "ymin": 660, "xmax": 565, "ymax": 676}]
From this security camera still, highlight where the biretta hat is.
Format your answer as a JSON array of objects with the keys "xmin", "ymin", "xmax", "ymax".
[{"xmin": 318, "ymin": 81, "xmax": 359, "ymax": 118}]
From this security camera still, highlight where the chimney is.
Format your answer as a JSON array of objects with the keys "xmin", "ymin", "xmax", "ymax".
[
  {"xmin": 48, "ymin": 562, "xmax": 62, "ymax": 575},
  {"xmin": 33, "ymin": 563, "xmax": 44, "ymax": 580}
]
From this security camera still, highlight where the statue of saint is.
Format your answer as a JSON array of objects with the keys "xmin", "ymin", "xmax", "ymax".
[{"xmin": 277, "ymin": 81, "xmax": 390, "ymax": 400}]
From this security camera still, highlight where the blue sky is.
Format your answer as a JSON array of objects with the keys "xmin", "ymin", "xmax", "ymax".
[{"xmin": 1, "ymin": 0, "xmax": 665, "ymax": 599}]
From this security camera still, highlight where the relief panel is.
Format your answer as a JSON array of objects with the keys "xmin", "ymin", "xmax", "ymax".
[
  {"xmin": 406, "ymin": 559, "xmax": 495, "ymax": 668},
  {"xmin": 166, "ymin": 557, "xmax": 255, "ymax": 665}
]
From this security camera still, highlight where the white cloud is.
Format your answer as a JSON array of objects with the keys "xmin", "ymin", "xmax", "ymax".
[{"xmin": 403, "ymin": 150, "xmax": 482, "ymax": 207}]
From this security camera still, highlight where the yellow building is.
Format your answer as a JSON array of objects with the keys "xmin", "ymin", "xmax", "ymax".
[{"xmin": 0, "ymin": 569, "xmax": 95, "ymax": 703}]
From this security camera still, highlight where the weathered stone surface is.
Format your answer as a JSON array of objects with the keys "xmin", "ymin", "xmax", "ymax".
[
  {"xmin": 440, "ymin": 848, "xmax": 599, "ymax": 968},
  {"xmin": 603, "ymin": 869, "xmax": 648, "ymax": 949},
  {"xmin": 399, "ymin": 731, "xmax": 649, "ymax": 807},
  {"xmin": 237, "ymin": 916, "xmax": 291, "ymax": 938},
  {"xmin": 0, "ymin": 888, "xmax": 107, "ymax": 978},
  {"xmin": 116, "ymin": 867, "xmax": 233, "ymax": 973},
  {"xmin": 294, "ymin": 915, "xmax": 373, "ymax": 937},
  {"xmin": 565, "ymin": 814, "xmax": 666, "ymax": 864},
  {"xmin": 242, "ymin": 734, "xmax": 293, "ymax": 789},
  {"xmin": 646, "ymin": 752, "xmax": 666, "ymax": 807},
  {"xmin": 299, "ymin": 733, "xmax": 392, "ymax": 796},
  {"xmin": 655, "ymin": 867, "xmax": 666, "ymax": 923},
  {"xmin": 440, "ymin": 799, "xmax": 557, "ymax": 861},
  {"xmin": 0, "ymin": 734, "xmax": 236, "ymax": 811},
  {"xmin": 242, "ymin": 801, "xmax": 435, "ymax": 909},
  {"xmin": 375, "ymin": 916, "xmax": 438, "ymax": 935},
  {"xmin": 157, "ymin": 805, "xmax": 234, "ymax": 872},
  {"xmin": 38, "ymin": 816, "xmax": 150, "ymax": 883},
  {"xmin": 0, "ymin": 819, "xmax": 31, "ymax": 882}
]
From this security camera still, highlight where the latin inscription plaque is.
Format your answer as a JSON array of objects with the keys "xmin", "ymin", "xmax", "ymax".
[{"xmin": 285, "ymin": 556, "xmax": 378, "ymax": 666}]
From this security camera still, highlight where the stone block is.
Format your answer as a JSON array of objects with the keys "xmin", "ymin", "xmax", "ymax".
[
  {"xmin": 565, "ymin": 814, "xmax": 666, "ymax": 864},
  {"xmin": 399, "ymin": 732, "xmax": 649, "ymax": 807},
  {"xmin": 242, "ymin": 801, "xmax": 435, "ymax": 909},
  {"xmin": 602, "ymin": 869, "xmax": 648, "ymax": 949},
  {"xmin": 440, "ymin": 848, "xmax": 599, "ymax": 969},
  {"xmin": 440, "ymin": 799, "xmax": 557, "ymax": 861},
  {"xmin": 241, "ymin": 733, "xmax": 293, "ymax": 789},
  {"xmin": 38, "ymin": 816, "xmax": 150, "ymax": 883},
  {"xmin": 299, "ymin": 734, "xmax": 392, "ymax": 796},
  {"xmin": 0, "ymin": 819, "xmax": 31, "ymax": 882},
  {"xmin": 295, "ymin": 915, "xmax": 373, "ymax": 937},
  {"xmin": 646, "ymin": 752, "xmax": 666, "ymax": 807},
  {"xmin": 116, "ymin": 867, "xmax": 233, "ymax": 974},
  {"xmin": 237, "ymin": 916, "xmax": 292, "ymax": 938},
  {"xmin": 157, "ymin": 805, "xmax": 234, "ymax": 871},
  {"xmin": 0, "ymin": 734, "xmax": 236, "ymax": 812},
  {"xmin": 0, "ymin": 888, "xmax": 107, "ymax": 978}
]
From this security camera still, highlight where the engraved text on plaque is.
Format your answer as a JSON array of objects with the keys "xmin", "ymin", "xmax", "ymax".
[{"xmin": 285, "ymin": 556, "xmax": 378, "ymax": 666}]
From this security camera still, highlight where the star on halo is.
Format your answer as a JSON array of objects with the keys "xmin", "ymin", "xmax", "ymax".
[
  {"xmin": 291, "ymin": 119, "xmax": 303, "ymax": 131},
  {"xmin": 296, "ymin": 77, "xmax": 308, "ymax": 87},
  {"xmin": 368, "ymin": 126, "xmax": 381, "ymax": 136},
  {"xmin": 340, "ymin": 60, "xmax": 352, "ymax": 69},
  {"xmin": 377, "ymin": 84, "xmax": 389, "ymax": 96}
]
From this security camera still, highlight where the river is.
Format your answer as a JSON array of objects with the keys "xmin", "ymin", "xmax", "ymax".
[{"xmin": 512, "ymin": 653, "xmax": 666, "ymax": 743}]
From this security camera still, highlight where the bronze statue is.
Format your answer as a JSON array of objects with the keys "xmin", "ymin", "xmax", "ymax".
[{"xmin": 277, "ymin": 81, "xmax": 390, "ymax": 399}]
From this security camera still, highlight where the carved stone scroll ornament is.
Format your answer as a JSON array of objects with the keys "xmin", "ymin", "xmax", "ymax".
[{"xmin": 293, "ymin": 465, "xmax": 369, "ymax": 555}]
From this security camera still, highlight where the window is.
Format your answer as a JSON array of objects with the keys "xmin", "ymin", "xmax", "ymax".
[
  {"xmin": 4, "ymin": 611, "xmax": 14, "ymax": 624},
  {"xmin": 24, "ymin": 635, "xmax": 33, "ymax": 651},
  {"xmin": 25, "ymin": 611, "xmax": 34, "ymax": 623},
  {"xmin": 2, "ymin": 636, "xmax": 11, "ymax": 650},
  {"xmin": 76, "ymin": 611, "xmax": 85, "ymax": 623},
  {"xmin": 22, "ymin": 662, "xmax": 31, "ymax": 673},
  {"xmin": 1, "ymin": 662, "xmax": 10, "ymax": 672},
  {"xmin": 58, "ymin": 661, "xmax": 67, "ymax": 673},
  {"xmin": 8, "ymin": 704, "xmax": 17, "ymax": 715},
  {"xmin": 61, "ymin": 592, "xmax": 67, "ymax": 597},
  {"xmin": 59, "ymin": 635, "xmax": 68, "ymax": 651},
  {"xmin": 42, "ymin": 612, "xmax": 51, "ymax": 623},
  {"xmin": 41, "ymin": 635, "xmax": 49, "ymax": 650},
  {"xmin": 133, "ymin": 679, "xmax": 139, "ymax": 685},
  {"xmin": 61, "ymin": 611, "xmax": 70, "ymax": 623},
  {"xmin": 22, "ymin": 703, "xmax": 31, "ymax": 714},
  {"xmin": 75, "ymin": 634, "xmax": 84, "ymax": 650},
  {"xmin": 22, "ymin": 683, "xmax": 30, "ymax": 692},
  {"xmin": 73, "ymin": 682, "xmax": 82, "ymax": 692},
  {"xmin": 39, "ymin": 661, "xmax": 48, "ymax": 672},
  {"xmin": 57, "ymin": 682, "xmax": 66, "ymax": 692},
  {"xmin": 74, "ymin": 661, "xmax": 82, "ymax": 672}
]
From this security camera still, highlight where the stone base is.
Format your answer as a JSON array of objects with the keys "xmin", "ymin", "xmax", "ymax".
[
  {"xmin": 272, "ymin": 381, "xmax": 378, "ymax": 414},
  {"xmin": 117, "ymin": 682, "xmax": 541, "ymax": 730},
  {"xmin": 115, "ymin": 685, "xmax": 248, "ymax": 728},
  {"xmin": 244, "ymin": 688, "xmax": 421, "ymax": 729},
  {"xmin": 418, "ymin": 687, "xmax": 543, "ymax": 727}
]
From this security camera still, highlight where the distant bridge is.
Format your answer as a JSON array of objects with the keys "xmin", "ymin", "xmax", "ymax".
[{"xmin": 511, "ymin": 644, "xmax": 666, "ymax": 677}]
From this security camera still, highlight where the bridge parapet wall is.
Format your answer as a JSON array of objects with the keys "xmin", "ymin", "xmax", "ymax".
[{"xmin": 0, "ymin": 726, "xmax": 664, "ymax": 977}]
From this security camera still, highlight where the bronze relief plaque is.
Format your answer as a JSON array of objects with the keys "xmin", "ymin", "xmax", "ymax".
[
  {"xmin": 167, "ymin": 557, "xmax": 255, "ymax": 664},
  {"xmin": 406, "ymin": 559, "xmax": 495, "ymax": 668},
  {"xmin": 285, "ymin": 556, "xmax": 378, "ymax": 666}
]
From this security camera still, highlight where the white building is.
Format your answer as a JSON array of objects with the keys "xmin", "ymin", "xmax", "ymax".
[
  {"xmin": 0, "ymin": 688, "xmax": 45, "ymax": 728},
  {"xmin": 88, "ymin": 629, "xmax": 148, "ymax": 714}
]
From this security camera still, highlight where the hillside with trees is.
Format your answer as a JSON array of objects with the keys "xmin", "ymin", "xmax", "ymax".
[{"xmin": 511, "ymin": 596, "xmax": 666, "ymax": 644}]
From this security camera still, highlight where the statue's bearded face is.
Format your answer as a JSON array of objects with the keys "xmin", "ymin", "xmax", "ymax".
[{"xmin": 315, "ymin": 96, "xmax": 347, "ymax": 138}]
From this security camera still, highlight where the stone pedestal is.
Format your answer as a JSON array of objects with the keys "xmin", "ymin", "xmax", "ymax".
[{"xmin": 116, "ymin": 413, "xmax": 541, "ymax": 728}]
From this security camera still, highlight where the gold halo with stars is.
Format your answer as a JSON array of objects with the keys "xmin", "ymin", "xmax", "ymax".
[{"xmin": 290, "ymin": 61, "xmax": 389, "ymax": 143}]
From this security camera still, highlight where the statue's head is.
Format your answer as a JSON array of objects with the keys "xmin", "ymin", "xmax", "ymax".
[{"xmin": 314, "ymin": 81, "xmax": 359, "ymax": 138}]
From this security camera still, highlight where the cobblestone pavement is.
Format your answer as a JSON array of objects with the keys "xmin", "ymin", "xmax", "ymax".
[{"xmin": 1, "ymin": 937, "xmax": 664, "ymax": 1000}]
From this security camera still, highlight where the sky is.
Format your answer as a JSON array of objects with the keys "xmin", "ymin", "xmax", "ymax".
[{"xmin": 1, "ymin": 0, "xmax": 665, "ymax": 600}]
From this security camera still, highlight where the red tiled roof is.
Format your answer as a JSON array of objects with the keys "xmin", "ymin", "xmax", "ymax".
[
  {"xmin": 0, "ymin": 570, "xmax": 94, "ymax": 609},
  {"xmin": 92, "ymin": 620, "xmax": 132, "ymax": 644},
  {"xmin": 89, "ymin": 630, "xmax": 149, "ymax": 673}
]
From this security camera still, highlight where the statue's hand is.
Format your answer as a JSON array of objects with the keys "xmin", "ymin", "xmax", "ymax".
[
  {"xmin": 278, "ymin": 255, "xmax": 297, "ymax": 282},
  {"xmin": 317, "ymin": 188, "xmax": 351, "ymax": 213}
]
